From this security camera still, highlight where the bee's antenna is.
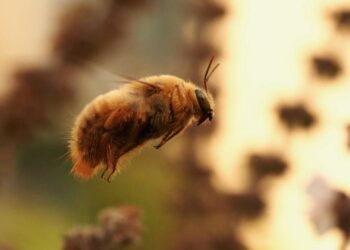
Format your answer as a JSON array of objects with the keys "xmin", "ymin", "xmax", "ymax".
[{"xmin": 203, "ymin": 56, "xmax": 220, "ymax": 93}]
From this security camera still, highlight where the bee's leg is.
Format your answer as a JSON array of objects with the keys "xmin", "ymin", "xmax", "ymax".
[
  {"xmin": 154, "ymin": 126, "xmax": 185, "ymax": 149},
  {"xmin": 106, "ymin": 143, "xmax": 137, "ymax": 182},
  {"xmin": 101, "ymin": 144, "xmax": 117, "ymax": 182},
  {"xmin": 101, "ymin": 165, "xmax": 109, "ymax": 179},
  {"xmin": 107, "ymin": 157, "xmax": 119, "ymax": 183},
  {"xmin": 153, "ymin": 131, "xmax": 172, "ymax": 149}
]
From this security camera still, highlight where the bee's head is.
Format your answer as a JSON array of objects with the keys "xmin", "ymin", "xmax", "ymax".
[
  {"xmin": 193, "ymin": 56, "xmax": 219, "ymax": 126},
  {"xmin": 194, "ymin": 88, "xmax": 214, "ymax": 126}
]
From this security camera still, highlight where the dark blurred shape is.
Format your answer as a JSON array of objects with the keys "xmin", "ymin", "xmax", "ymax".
[
  {"xmin": 63, "ymin": 205, "xmax": 142, "ymax": 250},
  {"xmin": 248, "ymin": 153, "xmax": 288, "ymax": 182},
  {"xmin": 54, "ymin": 4, "xmax": 124, "ymax": 65},
  {"xmin": 334, "ymin": 192, "xmax": 350, "ymax": 238},
  {"xmin": 0, "ymin": 66, "xmax": 73, "ymax": 142},
  {"xmin": 173, "ymin": 176, "xmax": 229, "ymax": 215},
  {"xmin": 176, "ymin": 225, "xmax": 248, "ymax": 250},
  {"xmin": 13, "ymin": 66, "xmax": 74, "ymax": 103},
  {"xmin": 110, "ymin": 0, "xmax": 149, "ymax": 9},
  {"xmin": 53, "ymin": 0, "xmax": 149, "ymax": 65},
  {"xmin": 277, "ymin": 103, "xmax": 316, "ymax": 130},
  {"xmin": 189, "ymin": 43, "xmax": 219, "ymax": 64},
  {"xmin": 227, "ymin": 192, "xmax": 266, "ymax": 219},
  {"xmin": 332, "ymin": 9, "xmax": 350, "ymax": 32},
  {"xmin": 192, "ymin": 0, "xmax": 226, "ymax": 21},
  {"xmin": 311, "ymin": 55, "xmax": 342, "ymax": 79}
]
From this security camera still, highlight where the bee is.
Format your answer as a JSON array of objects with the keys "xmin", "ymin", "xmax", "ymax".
[{"xmin": 69, "ymin": 57, "xmax": 219, "ymax": 182}]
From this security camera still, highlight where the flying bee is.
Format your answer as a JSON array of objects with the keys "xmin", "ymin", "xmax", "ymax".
[{"xmin": 69, "ymin": 57, "xmax": 219, "ymax": 182}]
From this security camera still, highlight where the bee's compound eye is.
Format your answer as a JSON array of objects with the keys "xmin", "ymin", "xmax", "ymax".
[{"xmin": 195, "ymin": 89, "xmax": 211, "ymax": 114}]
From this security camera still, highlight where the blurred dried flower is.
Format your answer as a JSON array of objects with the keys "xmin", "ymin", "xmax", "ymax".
[
  {"xmin": 189, "ymin": 43, "xmax": 219, "ymax": 64},
  {"xmin": 332, "ymin": 9, "xmax": 350, "ymax": 32},
  {"xmin": 110, "ymin": 0, "xmax": 149, "ymax": 9},
  {"xmin": 248, "ymin": 153, "xmax": 288, "ymax": 182},
  {"xmin": 311, "ymin": 55, "xmax": 342, "ymax": 79},
  {"xmin": 54, "ymin": 0, "xmax": 149, "ymax": 65},
  {"xmin": 227, "ymin": 192, "xmax": 266, "ymax": 219},
  {"xmin": 172, "ymin": 180, "xmax": 229, "ymax": 215},
  {"xmin": 0, "ymin": 66, "xmax": 73, "ymax": 141},
  {"xmin": 64, "ymin": 227, "xmax": 104, "ymax": 250},
  {"xmin": 277, "ymin": 103, "xmax": 316, "ymax": 130},
  {"xmin": 99, "ymin": 205, "xmax": 142, "ymax": 246},
  {"xmin": 175, "ymin": 224, "xmax": 248, "ymax": 250},
  {"xmin": 13, "ymin": 66, "xmax": 74, "ymax": 102},
  {"xmin": 192, "ymin": 0, "xmax": 226, "ymax": 21},
  {"xmin": 63, "ymin": 205, "xmax": 142, "ymax": 250},
  {"xmin": 53, "ymin": 4, "xmax": 125, "ymax": 64},
  {"xmin": 334, "ymin": 192, "xmax": 350, "ymax": 237}
]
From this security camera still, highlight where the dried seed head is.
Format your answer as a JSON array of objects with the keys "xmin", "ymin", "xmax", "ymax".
[
  {"xmin": 192, "ymin": 0, "xmax": 226, "ymax": 21},
  {"xmin": 64, "ymin": 227, "xmax": 105, "ymax": 250},
  {"xmin": 227, "ymin": 192, "xmax": 266, "ymax": 219},
  {"xmin": 248, "ymin": 153, "xmax": 288, "ymax": 181},
  {"xmin": 63, "ymin": 205, "xmax": 142, "ymax": 250},
  {"xmin": 277, "ymin": 103, "xmax": 316, "ymax": 130},
  {"xmin": 332, "ymin": 9, "xmax": 350, "ymax": 32},
  {"xmin": 99, "ymin": 205, "xmax": 142, "ymax": 246},
  {"xmin": 311, "ymin": 55, "xmax": 342, "ymax": 79},
  {"xmin": 53, "ymin": 4, "xmax": 125, "ymax": 65},
  {"xmin": 0, "ymin": 66, "xmax": 73, "ymax": 141},
  {"xmin": 333, "ymin": 192, "xmax": 350, "ymax": 236}
]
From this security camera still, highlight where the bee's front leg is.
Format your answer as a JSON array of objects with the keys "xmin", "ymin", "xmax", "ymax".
[
  {"xmin": 154, "ymin": 130, "xmax": 172, "ymax": 149},
  {"xmin": 154, "ymin": 126, "xmax": 185, "ymax": 149}
]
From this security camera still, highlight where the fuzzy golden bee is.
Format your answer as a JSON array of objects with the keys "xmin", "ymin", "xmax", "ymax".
[{"xmin": 69, "ymin": 57, "xmax": 219, "ymax": 182}]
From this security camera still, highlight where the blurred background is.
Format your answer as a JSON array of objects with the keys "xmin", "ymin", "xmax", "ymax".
[{"xmin": 2, "ymin": 0, "xmax": 350, "ymax": 250}]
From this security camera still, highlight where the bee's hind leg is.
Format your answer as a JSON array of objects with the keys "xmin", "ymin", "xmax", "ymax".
[
  {"xmin": 107, "ymin": 158, "xmax": 119, "ymax": 183},
  {"xmin": 106, "ymin": 144, "xmax": 138, "ymax": 182},
  {"xmin": 101, "ymin": 144, "xmax": 118, "ymax": 183},
  {"xmin": 101, "ymin": 165, "xmax": 109, "ymax": 179}
]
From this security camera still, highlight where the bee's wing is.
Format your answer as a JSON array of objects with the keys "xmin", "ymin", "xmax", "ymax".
[
  {"xmin": 83, "ymin": 61, "xmax": 163, "ymax": 90},
  {"xmin": 119, "ymin": 74, "xmax": 163, "ymax": 91}
]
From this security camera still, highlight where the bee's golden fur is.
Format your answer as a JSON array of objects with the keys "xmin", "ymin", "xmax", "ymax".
[{"xmin": 69, "ymin": 75, "xmax": 214, "ymax": 181}]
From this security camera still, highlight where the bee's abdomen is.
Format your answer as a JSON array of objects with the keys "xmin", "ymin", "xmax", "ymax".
[
  {"xmin": 70, "ymin": 99, "xmax": 110, "ymax": 178},
  {"xmin": 78, "ymin": 116, "xmax": 105, "ymax": 166}
]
